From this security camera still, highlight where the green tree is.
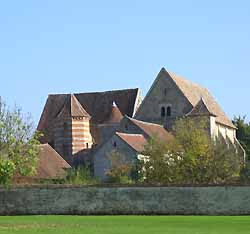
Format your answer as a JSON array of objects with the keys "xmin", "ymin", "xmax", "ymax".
[
  {"xmin": 233, "ymin": 116, "xmax": 250, "ymax": 159},
  {"xmin": 0, "ymin": 97, "xmax": 40, "ymax": 186},
  {"xmin": 141, "ymin": 118, "xmax": 243, "ymax": 185}
]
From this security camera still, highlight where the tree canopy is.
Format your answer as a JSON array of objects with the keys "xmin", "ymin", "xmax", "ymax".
[
  {"xmin": 0, "ymin": 97, "xmax": 40, "ymax": 186},
  {"xmin": 233, "ymin": 116, "xmax": 250, "ymax": 159},
  {"xmin": 141, "ymin": 118, "xmax": 243, "ymax": 185}
]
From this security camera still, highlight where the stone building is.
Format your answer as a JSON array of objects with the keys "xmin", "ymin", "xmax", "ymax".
[
  {"xmin": 94, "ymin": 117, "xmax": 173, "ymax": 180},
  {"xmin": 37, "ymin": 89, "xmax": 141, "ymax": 165},
  {"xmin": 37, "ymin": 67, "xmax": 245, "ymax": 170},
  {"xmin": 94, "ymin": 132, "xmax": 147, "ymax": 181},
  {"xmin": 135, "ymin": 68, "xmax": 242, "ymax": 147}
]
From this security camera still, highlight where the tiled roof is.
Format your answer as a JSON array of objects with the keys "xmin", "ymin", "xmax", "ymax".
[
  {"xmin": 35, "ymin": 144, "xmax": 71, "ymax": 179},
  {"xmin": 162, "ymin": 68, "xmax": 235, "ymax": 128},
  {"xmin": 37, "ymin": 88, "xmax": 140, "ymax": 143},
  {"xmin": 104, "ymin": 102, "xmax": 124, "ymax": 124},
  {"xmin": 116, "ymin": 132, "xmax": 147, "ymax": 152},
  {"xmin": 186, "ymin": 98, "xmax": 217, "ymax": 117},
  {"xmin": 57, "ymin": 94, "xmax": 91, "ymax": 118},
  {"xmin": 127, "ymin": 116, "xmax": 174, "ymax": 143}
]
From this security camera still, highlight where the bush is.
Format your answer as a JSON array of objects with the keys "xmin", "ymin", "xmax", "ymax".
[
  {"xmin": 64, "ymin": 166, "xmax": 99, "ymax": 185},
  {"xmin": 0, "ymin": 159, "xmax": 15, "ymax": 186},
  {"xmin": 106, "ymin": 151, "xmax": 133, "ymax": 184}
]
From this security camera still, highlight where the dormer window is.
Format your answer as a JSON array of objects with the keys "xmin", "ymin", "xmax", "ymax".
[
  {"xmin": 161, "ymin": 107, "xmax": 166, "ymax": 117},
  {"xmin": 167, "ymin": 106, "xmax": 171, "ymax": 117}
]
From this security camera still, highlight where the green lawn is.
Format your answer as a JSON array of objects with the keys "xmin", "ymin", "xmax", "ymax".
[{"xmin": 0, "ymin": 216, "xmax": 249, "ymax": 234}]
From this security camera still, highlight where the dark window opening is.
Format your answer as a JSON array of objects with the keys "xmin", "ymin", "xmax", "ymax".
[
  {"xmin": 164, "ymin": 88, "xmax": 167, "ymax": 96},
  {"xmin": 161, "ymin": 107, "xmax": 166, "ymax": 117},
  {"xmin": 63, "ymin": 144, "xmax": 68, "ymax": 156},
  {"xmin": 125, "ymin": 124, "xmax": 128, "ymax": 131},
  {"xmin": 167, "ymin": 106, "xmax": 171, "ymax": 117},
  {"xmin": 63, "ymin": 122, "xmax": 67, "ymax": 130},
  {"xmin": 86, "ymin": 143, "xmax": 89, "ymax": 149},
  {"xmin": 113, "ymin": 141, "xmax": 117, "ymax": 148}
]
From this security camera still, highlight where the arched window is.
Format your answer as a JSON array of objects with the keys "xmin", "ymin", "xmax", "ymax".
[
  {"xmin": 161, "ymin": 107, "xmax": 166, "ymax": 117},
  {"xmin": 167, "ymin": 106, "xmax": 171, "ymax": 117},
  {"xmin": 86, "ymin": 143, "xmax": 89, "ymax": 149}
]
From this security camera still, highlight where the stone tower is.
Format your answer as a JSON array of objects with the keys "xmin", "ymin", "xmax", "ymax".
[{"xmin": 54, "ymin": 94, "xmax": 93, "ymax": 164}]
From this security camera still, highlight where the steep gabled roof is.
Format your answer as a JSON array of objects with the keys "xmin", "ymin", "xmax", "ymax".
[
  {"xmin": 126, "ymin": 116, "xmax": 174, "ymax": 143},
  {"xmin": 116, "ymin": 132, "xmax": 147, "ymax": 153},
  {"xmin": 104, "ymin": 102, "xmax": 124, "ymax": 124},
  {"xmin": 161, "ymin": 68, "xmax": 236, "ymax": 128},
  {"xmin": 37, "ymin": 88, "xmax": 140, "ymax": 143},
  {"xmin": 186, "ymin": 98, "xmax": 217, "ymax": 117},
  {"xmin": 57, "ymin": 94, "xmax": 91, "ymax": 118},
  {"xmin": 35, "ymin": 144, "xmax": 71, "ymax": 179}
]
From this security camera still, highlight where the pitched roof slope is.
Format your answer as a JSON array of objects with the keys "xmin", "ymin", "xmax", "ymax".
[
  {"xmin": 37, "ymin": 88, "xmax": 140, "ymax": 142},
  {"xmin": 186, "ymin": 98, "xmax": 217, "ymax": 117},
  {"xmin": 35, "ymin": 144, "xmax": 71, "ymax": 179},
  {"xmin": 104, "ymin": 102, "xmax": 124, "ymax": 124},
  {"xmin": 127, "ymin": 116, "xmax": 174, "ymax": 143},
  {"xmin": 57, "ymin": 94, "xmax": 91, "ymax": 118},
  {"xmin": 116, "ymin": 132, "xmax": 147, "ymax": 152},
  {"xmin": 162, "ymin": 68, "xmax": 235, "ymax": 128}
]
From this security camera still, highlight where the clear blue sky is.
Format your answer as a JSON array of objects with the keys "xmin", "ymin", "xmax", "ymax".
[{"xmin": 0, "ymin": 0, "xmax": 249, "ymax": 125}]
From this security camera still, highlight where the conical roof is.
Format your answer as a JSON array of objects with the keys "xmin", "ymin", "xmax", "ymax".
[
  {"xmin": 186, "ymin": 97, "xmax": 217, "ymax": 117},
  {"xmin": 104, "ymin": 102, "xmax": 123, "ymax": 124},
  {"xmin": 57, "ymin": 94, "xmax": 91, "ymax": 118}
]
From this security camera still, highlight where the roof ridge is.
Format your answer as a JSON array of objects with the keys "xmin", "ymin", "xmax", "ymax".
[
  {"xmin": 48, "ymin": 88, "xmax": 140, "ymax": 97},
  {"xmin": 186, "ymin": 97, "xmax": 217, "ymax": 117},
  {"xmin": 116, "ymin": 132, "xmax": 145, "ymax": 137}
]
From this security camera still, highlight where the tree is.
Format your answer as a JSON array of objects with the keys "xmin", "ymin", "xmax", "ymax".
[
  {"xmin": 141, "ymin": 118, "xmax": 243, "ymax": 185},
  {"xmin": 0, "ymin": 97, "xmax": 40, "ymax": 186},
  {"xmin": 106, "ymin": 151, "xmax": 133, "ymax": 184},
  {"xmin": 232, "ymin": 116, "xmax": 250, "ymax": 159}
]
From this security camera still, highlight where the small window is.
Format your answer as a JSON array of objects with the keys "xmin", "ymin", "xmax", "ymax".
[
  {"xmin": 125, "ymin": 124, "xmax": 128, "ymax": 131},
  {"xmin": 63, "ymin": 122, "xmax": 67, "ymax": 130},
  {"xmin": 113, "ymin": 141, "xmax": 117, "ymax": 148},
  {"xmin": 86, "ymin": 143, "xmax": 89, "ymax": 149},
  {"xmin": 161, "ymin": 107, "xmax": 166, "ymax": 117},
  {"xmin": 63, "ymin": 144, "xmax": 68, "ymax": 156},
  {"xmin": 164, "ymin": 88, "xmax": 167, "ymax": 96},
  {"xmin": 167, "ymin": 106, "xmax": 171, "ymax": 117}
]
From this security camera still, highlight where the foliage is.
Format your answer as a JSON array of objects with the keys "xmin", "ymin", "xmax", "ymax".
[
  {"xmin": 232, "ymin": 116, "xmax": 250, "ymax": 159},
  {"xmin": 64, "ymin": 166, "xmax": 99, "ymax": 185},
  {"xmin": 0, "ymin": 97, "xmax": 40, "ymax": 186},
  {"xmin": 106, "ymin": 151, "xmax": 133, "ymax": 184},
  {"xmin": 141, "ymin": 118, "xmax": 243, "ymax": 185},
  {"xmin": 0, "ymin": 159, "xmax": 15, "ymax": 186}
]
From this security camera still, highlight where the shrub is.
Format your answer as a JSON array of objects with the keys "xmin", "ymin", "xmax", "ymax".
[
  {"xmin": 106, "ymin": 151, "xmax": 133, "ymax": 184},
  {"xmin": 0, "ymin": 159, "xmax": 15, "ymax": 186},
  {"xmin": 64, "ymin": 166, "xmax": 99, "ymax": 185}
]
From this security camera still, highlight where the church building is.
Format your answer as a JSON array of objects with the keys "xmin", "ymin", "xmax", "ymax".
[{"xmin": 37, "ymin": 68, "xmax": 245, "ymax": 171}]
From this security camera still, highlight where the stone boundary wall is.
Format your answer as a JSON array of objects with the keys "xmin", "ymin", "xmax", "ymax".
[{"xmin": 0, "ymin": 186, "xmax": 250, "ymax": 215}]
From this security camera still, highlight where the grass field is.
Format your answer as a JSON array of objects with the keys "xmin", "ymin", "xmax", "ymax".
[{"xmin": 0, "ymin": 216, "xmax": 250, "ymax": 234}]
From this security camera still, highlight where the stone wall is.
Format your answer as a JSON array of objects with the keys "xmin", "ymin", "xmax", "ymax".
[{"xmin": 1, "ymin": 186, "xmax": 250, "ymax": 215}]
